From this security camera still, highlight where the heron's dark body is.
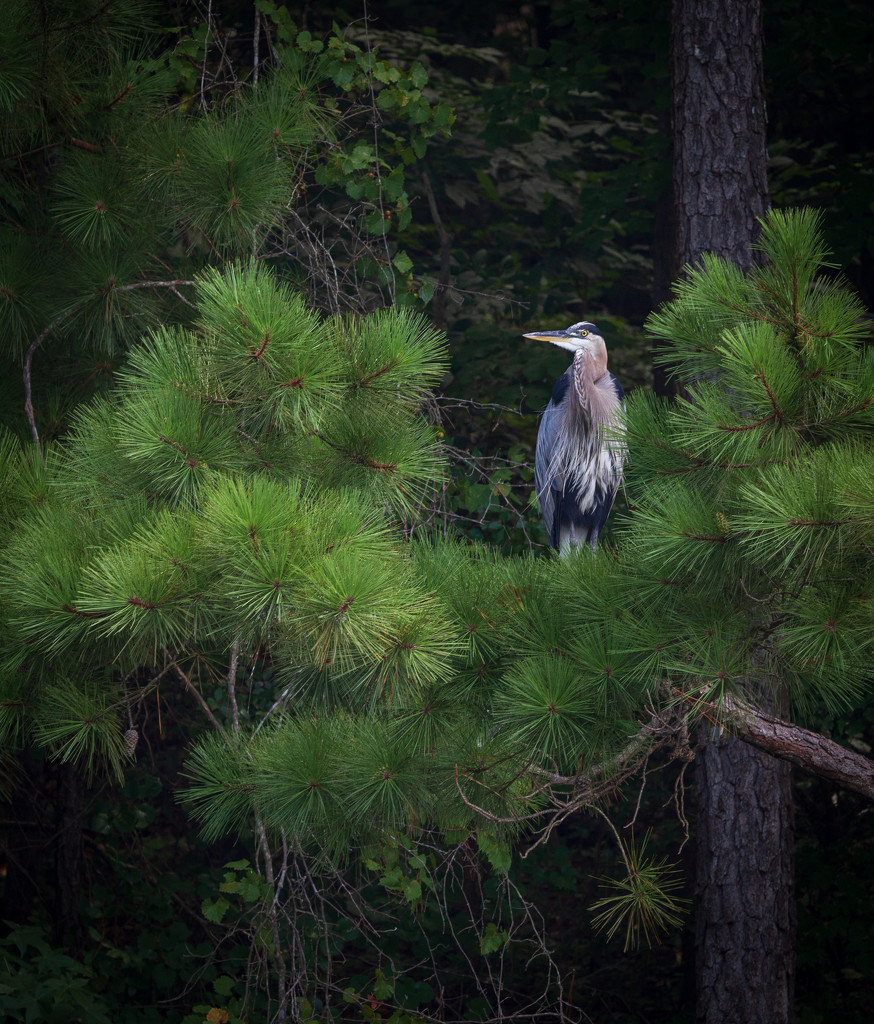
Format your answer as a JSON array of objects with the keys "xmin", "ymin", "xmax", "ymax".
[{"xmin": 536, "ymin": 368, "xmax": 624, "ymax": 551}]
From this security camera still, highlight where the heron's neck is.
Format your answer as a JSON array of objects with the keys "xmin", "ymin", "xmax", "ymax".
[
  {"xmin": 574, "ymin": 342, "xmax": 607, "ymax": 382},
  {"xmin": 572, "ymin": 349, "xmax": 620, "ymax": 426}
]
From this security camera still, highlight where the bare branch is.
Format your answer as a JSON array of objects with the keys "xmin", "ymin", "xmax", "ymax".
[
  {"xmin": 420, "ymin": 169, "xmax": 452, "ymax": 328},
  {"xmin": 453, "ymin": 707, "xmax": 686, "ymax": 864},
  {"xmin": 200, "ymin": 0, "xmax": 213, "ymax": 111},
  {"xmin": 691, "ymin": 690, "xmax": 874, "ymax": 801},
  {"xmin": 22, "ymin": 279, "xmax": 196, "ymax": 449},
  {"xmin": 173, "ymin": 662, "xmax": 225, "ymax": 734},
  {"xmin": 253, "ymin": 6, "xmax": 261, "ymax": 86},
  {"xmin": 227, "ymin": 640, "xmax": 241, "ymax": 735}
]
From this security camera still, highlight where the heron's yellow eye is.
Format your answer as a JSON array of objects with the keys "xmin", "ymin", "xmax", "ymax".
[{"xmin": 580, "ymin": 329, "xmax": 589, "ymax": 337}]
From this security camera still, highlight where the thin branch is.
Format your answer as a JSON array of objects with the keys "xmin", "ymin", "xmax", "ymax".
[
  {"xmin": 625, "ymin": 754, "xmax": 650, "ymax": 829},
  {"xmin": 227, "ymin": 640, "xmax": 241, "ymax": 735},
  {"xmin": 69, "ymin": 136, "xmax": 102, "ymax": 153},
  {"xmin": 0, "ymin": 141, "xmax": 62, "ymax": 165},
  {"xmin": 420, "ymin": 169, "xmax": 452, "ymax": 329},
  {"xmin": 253, "ymin": 7, "xmax": 261, "ymax": 86},
  {"xmin": 360, "ymin": 0, "xmax": 396, "ymax": 299},
  {"xmin": 24, "ymin": 312, "xmax": 70, "ymax": 447},
  {"xmin": 589, "ymin": 805, "xmax": 632, "ymax": 875},
  {"xmin": 173, "ymin": 663, "xmax": 225, "ymax": 734},
  {"xmin": 114, "ymin": 278, "xmax": 197, "ymax": 293},
  {"xmin": 200, "ymin": 0, "xmax": 213, "ymax": 111},
  {"xmin": 39, "ymin": 0, "xmax": 112, "ymax": 36},
  {"xmin": 257, "ymin": 820, "xmax": 289, "ymax": 1022},
  {"xmin": 453, "ymin": 709, "xmax": 681, "ymax": 866},
  {"xmin": 22, "ymin": 278, "xmax": 196, "ymax": 449}
]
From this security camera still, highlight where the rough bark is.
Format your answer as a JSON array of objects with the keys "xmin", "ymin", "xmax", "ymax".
[
  {"xmin": 695, "ymin": 728, "xmax": 795, "ymax": 1024},
  {"xmin": 651, "ymin": 118, "xmax": 676, "ymax": 399},
  {"xmin": 671, "ymin": 0, "xmax": 769, "ymax": 272},
  {"xmin": 715, "ymin": 695, "xmax": 874, "ymax": 802},
  {"xmin": 670, "ymin": 1, "xmax": 794, "ymax": 1021}
]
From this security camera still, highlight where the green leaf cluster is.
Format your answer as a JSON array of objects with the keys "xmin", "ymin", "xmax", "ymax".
[
  {"xmin": 590, "ymin": 832, "xmax": 688, "ymax": 951},
  {"xmin": 0, "ymin": 926, "xmax": 115, "ymax": 1024}
]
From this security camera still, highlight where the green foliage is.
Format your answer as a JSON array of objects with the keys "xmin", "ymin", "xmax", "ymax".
[
  {"xmin": 0, "ymin": 759, "xmax": 294, "ymax": 1024},
  {"xmin": 477, "ymin": 830, "xmax": 512, "ymax": 874},
  {"xmin": 624, "ymin": 209, "xmax": 874, "ymax": 715},
  {"xmin": 0, "ymin": 926, "xmax": 115, "ymax": 1024},
  {"xmin": 1, "ymin": 0, "xmax": 873, "ymax": 1017},
  {"xmin": 0, "ymin": 1, "xmax": 455, "ymax": 452},
  {"xmin": 590, "ymin": 833, "xmax": 688, "ymax": 951},
  {"xmin": 495, "ymin": 654, "xmax": 599, "ymax": 771},
  {"xmin": 479, "ymin": 921, "xmax": 509, "ymax": 954},
  {"xmin": 34, "ymin": 677, "xmax": 128, "ymax": 784},
  {"xmin": 3, "ymin": 229, "xmax": 672, "ymax": 897},
  {"xmin": 1, "ymin": 262, "xmax": 451, "ymax": 779},
  {"xmin": 386, "ymin": 24, "xmax": 664, "ymax": 322}
]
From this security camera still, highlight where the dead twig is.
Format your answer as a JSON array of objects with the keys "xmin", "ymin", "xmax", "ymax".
[{"xmin": 23, "ymin": 279, "xmax": 195, "ymax": 449}]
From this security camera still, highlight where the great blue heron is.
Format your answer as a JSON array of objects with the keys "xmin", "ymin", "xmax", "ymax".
[{"xmin": 523, "ymin": 321, "xmax": 624, "ymax": 552}]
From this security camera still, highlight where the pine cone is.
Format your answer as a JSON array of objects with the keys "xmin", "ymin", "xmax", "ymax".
[{"xmin": 123, "ymin": 728, "xmax": 139, "ymax": 759}]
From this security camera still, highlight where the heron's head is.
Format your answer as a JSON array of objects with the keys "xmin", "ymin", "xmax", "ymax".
[{"xmin": 523, "ymin": 321, "xmax": 608, "ymax": 377}]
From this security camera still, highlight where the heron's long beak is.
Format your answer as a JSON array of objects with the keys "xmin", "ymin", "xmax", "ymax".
[{"xmin": 522, "ymin": 330, "xmax": 572, "ymax": 343}]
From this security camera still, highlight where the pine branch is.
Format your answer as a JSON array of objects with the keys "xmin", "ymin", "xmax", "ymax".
[
  {"xmin": 454, "ymin": 706, "xmax": 685, "ymax": 856},
  {"xmin": 684, "ymin": 690, "xmax": 874, "ymax": 801},
  {"xmin": 42, "ymin": 1, "xmax": 113, "ymax": 36},
  {"xmin": 463, "ymin": 682, "xmax": 874, "ymax": 838},
  {"xmin": 69, "ymin": 138, "xmax": 102, "ymax": 154}
]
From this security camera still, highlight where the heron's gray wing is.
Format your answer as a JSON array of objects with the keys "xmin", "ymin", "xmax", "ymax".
[{"xmin": 535, "ymin": 398, "xmax": 562, "ymax": 549}]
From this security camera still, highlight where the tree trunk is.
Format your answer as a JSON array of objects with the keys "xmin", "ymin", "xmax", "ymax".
[
  {"xmin": 670, "ymin": 1, "xmax": 796, "ymax": 1021},
  {"xmin": 54, "ymin": 761, "xmax": 85, "ymax": 956},
  {"xmin": 695, "ymin": 730, "xmax": 795, "ymax": 1023},
  {"xmin": 651, "ymin": 117, "xmax": 676, "ymax": 400},
  {"xmin": 671, "ymin": 0, "xmax": 769, "ymax": 273},
  {"xmin": 0, "ymin": 751, "xmax": 45, "ymax": 931}
]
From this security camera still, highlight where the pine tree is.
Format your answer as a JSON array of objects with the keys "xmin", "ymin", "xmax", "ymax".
[
  {"xmin": 633, "ymin": 209, "xmax": 873, "ymax": 718},
  {"xmin": 0, "ymin": 4, "xmax": 461, "ymax": 994},
  {"xmin": 0, "ymin": 258, "xmax": 542, "ymax": 1018},
  {"xmin": 3, "ymin": 7, "xmax": 873, "ymax": 1014},
  {"xmin": 594, "ymin": 208, "xmax": 874, "ymax": 982},
  {"xmin": 3, "ymin": 77, "xmax": 873, "ymax": 1004},
  {"xmin": 0, "ymin": 260, "xmax": 450, "ymax": 772},
  {"xmin": 0, "ymin": 0, "xmax": 450, "ymax": 447},
  {"xmin": 175, "ymin": 207, "xmax": 872, "ymax": 1007}
]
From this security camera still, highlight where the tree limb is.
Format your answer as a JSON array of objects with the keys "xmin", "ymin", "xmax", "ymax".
[
  {"xmin": 454, "ymin": 706, "xmax": 686, "ymax": 855},
  {"xmin": 691, "ymin": 691, "xmax": 874, "ymax": 801}
]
